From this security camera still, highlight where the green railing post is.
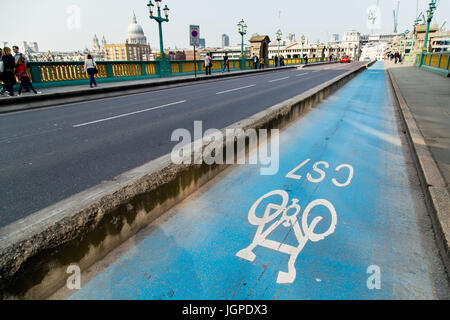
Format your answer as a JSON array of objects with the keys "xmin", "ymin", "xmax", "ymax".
[
  {"xmin": 141, "ymin": 63, "xmax": 147, "ymax": 76},
  {"xmin": 106, "ymin": 63, "xmax": 114, "ymax": 78},
  {"xmin": 29, "ymin": 63, "xmax": 42, "ymax": 83}
]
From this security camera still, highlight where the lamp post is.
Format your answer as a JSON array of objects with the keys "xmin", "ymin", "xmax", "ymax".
[
  {"xmin": 410, "ymin": 17, "xmax": 422, "ymax": 63},
  {"xmin": 301, "ymin": 35, "xmax": 305, "ymax": 62},
  {"xmin": 237, "ymin": 19, "xmax": 247, "ymax": 69},
  {"xmin": 401, "ymin": 30, "xmax": 410, "ymax": 62},
  {"xmin": 147, "ymin": 0, "xmax": 171, "ymax": 76},
  {"xmin": 420, "ymin": 0, "xmax": 437, "ymax": 66},
  {"xmin": 276, "ymin": 29, "xmax": 282, "ymax": 62}
]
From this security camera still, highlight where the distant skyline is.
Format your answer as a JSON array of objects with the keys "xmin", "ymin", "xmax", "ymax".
[{"xmin": 1, "ymin": 0, "xmax": 449, "ymax": 52}]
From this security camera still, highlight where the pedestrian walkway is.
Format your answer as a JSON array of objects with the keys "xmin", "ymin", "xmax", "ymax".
[
  {"xmin": 387, "ymin": 62, "xmax": 450, "ymax": 189},
  {"xmin": 67, "ymin": 62, "xmax": 449, "ymax": 300}
]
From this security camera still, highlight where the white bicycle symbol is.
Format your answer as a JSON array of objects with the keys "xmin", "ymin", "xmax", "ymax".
[{"xmin": 236, "ymin": 190, "xmax": 337, "ymax": 284}]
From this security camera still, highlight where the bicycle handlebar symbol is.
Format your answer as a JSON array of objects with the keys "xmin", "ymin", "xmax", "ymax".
[{"xmin": 236, "ymin": 190, "xmax": 337, "ymax": 284}]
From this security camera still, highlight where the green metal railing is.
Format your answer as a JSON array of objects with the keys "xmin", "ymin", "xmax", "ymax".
[
  {"xmin": 415, "ymin": 52, "xmax": 450, "ymax": 77},
  {"xmin": 9, "ymin": 57, "xmax": 334, "ymax": 89}
]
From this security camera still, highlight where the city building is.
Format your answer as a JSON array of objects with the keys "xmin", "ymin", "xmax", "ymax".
[
  {"xmin": 430, "ymin": 31, "xmax": 450, "ymax": 53},
  {"xmin": 359, "ymin": 33, "xmax": 400, "ymax": 61},
  {"xmin": 222, "ymin": 34, "xmax": 230, "ymax": 48},
  {"xmin": 199, "ymin": 38, "xmax": 206, "ymax": 49},
  {"xmin": 104, "ymin": 12, "xmax": 151, "ymax": 61}
]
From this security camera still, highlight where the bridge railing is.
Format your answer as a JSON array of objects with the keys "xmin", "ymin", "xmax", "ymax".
[
  {"xmin": 3, "ymin": 57, "xmax": 334, "ymax": 89},
  {"xmin": 415, "ymin": 52, "xmax": 450, "ymax": 77}
]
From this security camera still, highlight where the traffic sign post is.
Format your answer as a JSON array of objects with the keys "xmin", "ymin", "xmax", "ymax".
[{"xmin": 190, "ymin": 25, "xmax": 200, "ymax": 77}]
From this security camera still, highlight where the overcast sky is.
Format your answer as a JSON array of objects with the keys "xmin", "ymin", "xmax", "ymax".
[{"xmin": 1, "ymin": 0, "xmax": 449, "ymax": 52}]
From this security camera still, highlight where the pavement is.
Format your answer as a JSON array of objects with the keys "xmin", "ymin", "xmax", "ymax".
[
  {"xmin": 0, "ymin": 62, "xmax": 363, "ymax": 228},
  {"xmin": 59, "ymin": 61, "xmax": 449, "ymax": 300},
  {"xmin": 387, "ymin": 62, "xmax": 450, "ymax": 189}
]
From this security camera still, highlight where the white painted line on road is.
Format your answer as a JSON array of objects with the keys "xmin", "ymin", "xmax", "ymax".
[
  {"xmin": 269, "ymin": 77, "xmax": 290, "ymax": 83},
  {"xmin": 215, "ymin": 84, "xmax": 256, "ymax": 95},
  {"xmin": 312, "ymin": 70, "xmax": 320, "ymax": 72},
  {"xmin": 296, "ymin": 73, "xmax": 309, "ymax": 77},
  {"xmin": 73, "ymin": 100, "xmax": 187, "ymax": 128}
]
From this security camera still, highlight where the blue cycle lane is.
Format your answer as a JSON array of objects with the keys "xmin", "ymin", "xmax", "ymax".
[{"xmin": 70, "ymin": 61, "xmax": 447, "ymax": 300}]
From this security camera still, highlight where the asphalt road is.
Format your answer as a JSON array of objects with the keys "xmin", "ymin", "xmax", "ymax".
[{"xmin": 0, "ymin": 62, "xmax": 366, "ymax": 228}]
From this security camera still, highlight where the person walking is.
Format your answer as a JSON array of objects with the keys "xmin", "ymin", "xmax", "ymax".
[
  {"xmin": 252, "ymin": 54, "xmax": 258, "ymax": 69},
  {"xmin": 305, "ymin": 55, "xmax": 309, "ymax": 65},
  {"xmin": 274, "ymin": 55, "xmax": 279, "ymax": 67},
  {"xmin": 1, "ymin": 47, "xmax": 17, "ymax": 97},
  {"xmin": 0, "ymin": 48, "xmax": 6, "ymax": 95},
  {"xmin": 13, "ymin": 46, "xmax": 30, "ymax": 92},
  {"xmin": 84, "ymin": 54, "xmax": 97, "ymax": 88},
  {"xmin": 204, "ymin": 53, "xmax": 212, "ymax": 75},
  {"xmin": 222, "ymin": 53, "xmax": 230, "ymax": 73},
  {"xmin": 13, "ymin": 46, "xmax": 27, "ymax": 64},
  {"xmin": 15, "ymin": 56, "xmax": 40, "ymax": 96},
  {"xmin": 280, "ymin": 55, "xmax": 285, "ymax": 66}
]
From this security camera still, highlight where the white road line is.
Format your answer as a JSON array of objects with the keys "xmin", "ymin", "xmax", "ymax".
[
  {"xmin": 296, "ymin": 73, "xmax": 309, "ymax": 77},
  {"xmin": 269, "ymin": 76, "xmax": 290, "ymax": 83},
  {"xmin": 215, "ymin": 84, "xmax": 256, "ymax": 95},
  {"xmin": 73, "ymin": 100, "xmax": 187, "ymax": 128}
]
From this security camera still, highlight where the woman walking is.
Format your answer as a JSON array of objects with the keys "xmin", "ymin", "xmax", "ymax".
[
  {"xmin": 16, "ymin": 56, "xmax": 40, "ymax": 96},
  {"xmin": 1, "ymin": 47, "xmax": 17, "ymax": 97},
  {"xmin": 84, "ymin": 54, "xmax": 97, "ymax": 88}
]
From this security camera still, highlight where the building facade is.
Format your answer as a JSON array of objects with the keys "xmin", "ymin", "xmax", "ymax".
[
  {"xmin": 222, "ymin": 34, "xmax": 230, "ymax": 48},
  {"xmin": 104, "ymin": 12, "xmax": 151, "ymax": 61}
]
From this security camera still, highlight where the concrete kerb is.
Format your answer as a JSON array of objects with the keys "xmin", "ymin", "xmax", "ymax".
[
  {"xmin": 0, "ymin": 61, "xmax": 373, "ymax": 300},
  {"xmin": 0, "ymin": 66, "xmax": 299, "ymax": 114},
  {"xmin": 386, "ymin": 67, "xmax": 450, "ymax": 277}
]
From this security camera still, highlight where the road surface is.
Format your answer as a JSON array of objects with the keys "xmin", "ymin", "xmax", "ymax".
[{"xmin": 0, "ymin": 62, "xmax": 365, "ymax": 227}]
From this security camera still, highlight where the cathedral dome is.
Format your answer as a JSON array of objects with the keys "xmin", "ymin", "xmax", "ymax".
[{"xmin": 126, "ymin": 12, "xmax": 147, "ymax": 45}]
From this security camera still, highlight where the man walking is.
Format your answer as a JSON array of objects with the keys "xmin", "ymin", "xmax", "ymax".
[
  {"xmin": 13, "ymin": 46, "xmax": 29, "ymax": 92},
  {"xmin": 222, "ymin": 53, "xmax": 230, "ymax": 73},
  {"xmin": 13, "ymin": 46, "xmax": 26, "ymax": 64},
  {"xmin": 204, "ymin": 53, "xmax": 212, "ymax": 75}
]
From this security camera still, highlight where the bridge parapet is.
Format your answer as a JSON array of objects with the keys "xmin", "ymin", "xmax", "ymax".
[
  {"xmin": 5, "ymin": 57, "xmax": 333, "ymax": 89},
  {"xmin": 415, "ymin": 53, "xmax": 450, "ymax": 77}
]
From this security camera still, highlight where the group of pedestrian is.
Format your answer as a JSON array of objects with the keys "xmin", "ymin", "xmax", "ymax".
[
  {"xmin": 0, "ymin": 46, "xmax": 40, "ymax": 97},
  {"xmin": 203, "ymin": 52, "xmax": 232, "ymax": 75},
  {"xmin": 273, "ymin": 55, "xmax": 286, "ymax": 67},
  {"xmin": 387, "ymin": 52, "xmax": 403, "ymax": 64}
]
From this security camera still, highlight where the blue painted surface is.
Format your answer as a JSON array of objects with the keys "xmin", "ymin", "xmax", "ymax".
[{"xmin": 70, "ymin": 62, "xmax": 439, "ymax": 300}]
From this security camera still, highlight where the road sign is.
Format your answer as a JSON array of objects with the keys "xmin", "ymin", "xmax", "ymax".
[{"xmin": 190, "ymin": 25, "xmax": 200, "ymax": 47}]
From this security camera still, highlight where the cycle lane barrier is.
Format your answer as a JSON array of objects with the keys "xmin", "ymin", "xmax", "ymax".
[{"xmin": 68, "ymin": 61, "xmax": 449, "ymax": 300}]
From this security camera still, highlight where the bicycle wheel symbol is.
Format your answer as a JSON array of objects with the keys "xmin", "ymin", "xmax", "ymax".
[{"xmin": 236, "ymin": 190, "xmax": 337, "ymax": 284}]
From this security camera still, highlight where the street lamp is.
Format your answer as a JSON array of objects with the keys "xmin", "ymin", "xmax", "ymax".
[
  {"xmin": 237, "ymin": 19, "xmax": 247, "ymax": 69},
  {"xmin": 420, "ymin": 0, "xmax": 437, "ymax": 66},
  {"xmin": 402, "ymin": 30, "xmax": 410, "ymax": 61},
  {"xmin": 147, "ymin": 0, "xmax": 171, "ymax": 75},
  {"xmin": 301, "ymin": 35, "xmax": 305, "ymax": 62},
  {"xmin": 276, "ymin": 29, "xmax": 282, "ymax": 63}
]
